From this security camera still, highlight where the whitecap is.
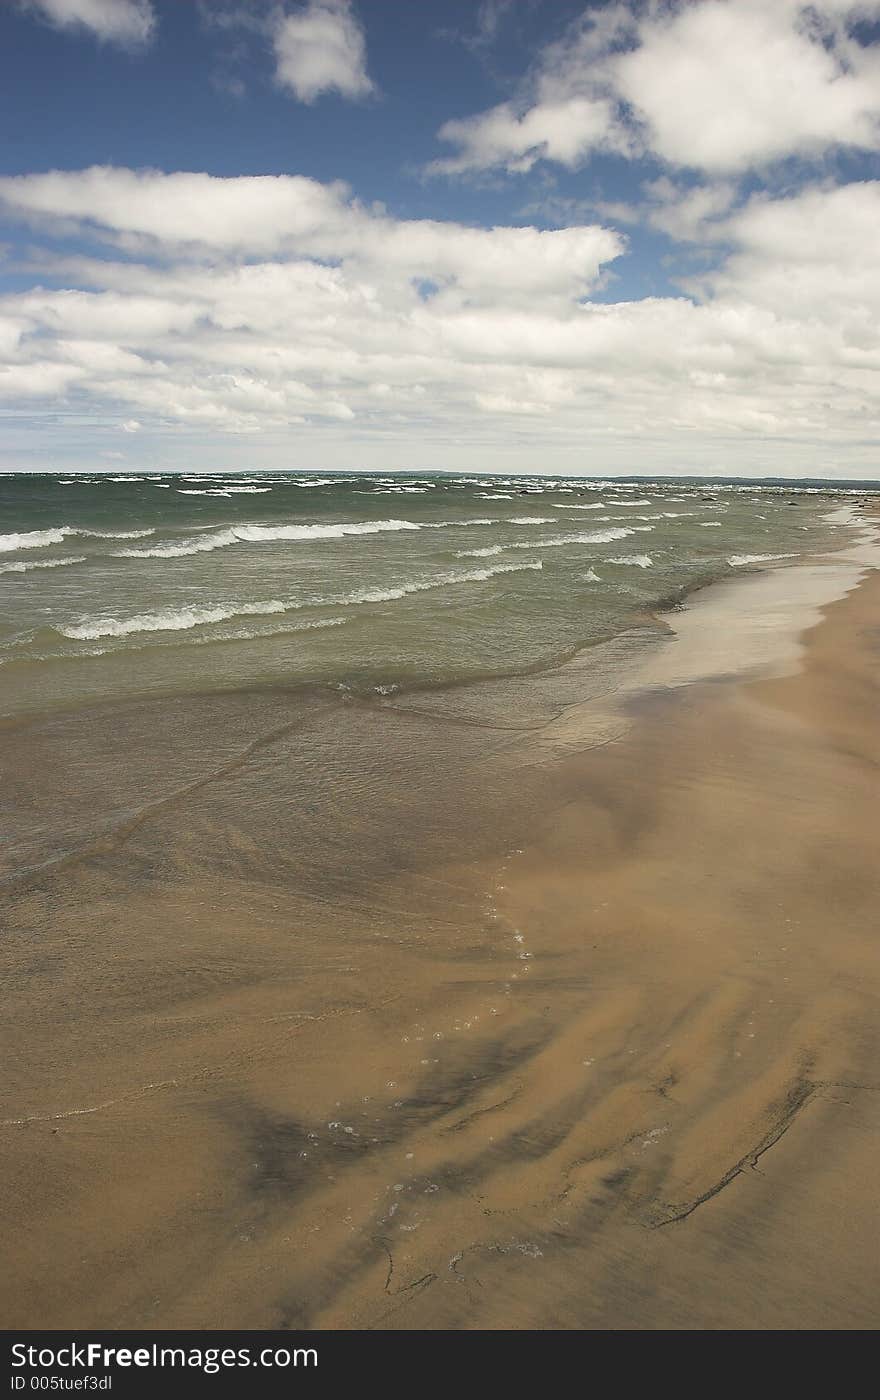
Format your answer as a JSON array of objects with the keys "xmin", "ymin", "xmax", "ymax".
[
  {"xmin": 728, "ymin": 553, "xmax": 797, "ymax": 566},
  {"xmin": 80, "ymin": 528, "xmax": 155, "ymax": 540},
  {"xmin": 0, "ymin": 527, "xmax": 75, "ymax": 553},
  {"xmin": 340, "ymin": 560, "xmax": 542, "ymax": 605},
  {"xmin": 115, "ymin": 515, "xmax": 504, "ymax": 559},
  {"xmin": 59, "ymin": 599, "xmax": 288, "ymax": 640},
  {"xmin": 0, "ymin": 555, "xmax": 86, "ymax": 575},
  {"xmin": 549, "ymin": 502, "xmax": 606, "ymax": 510},
  {"xmin": 457, "ymin": 526, "xmax": 642, "ymax": 558}
]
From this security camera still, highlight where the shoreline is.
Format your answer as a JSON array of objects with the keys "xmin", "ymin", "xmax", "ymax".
[{"xmin": 1, "ymin": 513, "xmax": 879, "ymax": 1328}]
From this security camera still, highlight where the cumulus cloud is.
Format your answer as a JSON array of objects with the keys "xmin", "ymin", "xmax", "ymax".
[
  {"xmin": 614, "ymin": 0, "xmax": 880, "ymax": 172},
  {"xmin": 273, "ymin": 0, "xmax": 374, "ymax": 103},
  {"xmin": 0, "ymin": 167, "xmax": 622, "ymax": 301},
  {"xmin": 639, "ymin": 177, "xmax": 739, "ymax": 242},
  {"xmin": 0, "ymin": 164, "xmax": 877, "ymax": 474},
  {"xmin": 431, "ymin": 3, "xmax": 634, "ymax": 175},
  {"xmin": 20, "ymin": 0, "xmax": 156, "ymax": 47},
  {"xmin": 431, "ymin": 0, "xmax": 880, "ymax": 177}
]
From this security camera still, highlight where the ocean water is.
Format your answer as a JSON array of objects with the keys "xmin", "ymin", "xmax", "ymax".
[{"xmin": 0, "ymin": 472, "xmax": 861, "ymax": 719}]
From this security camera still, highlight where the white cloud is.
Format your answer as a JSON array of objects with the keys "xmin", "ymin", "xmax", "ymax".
[
  {"xmin": 640, "ymin": 177, "xmax": 739, "ymax": 242},
  {"xmin": 614, "ymin": 0, "xmax": 880, "ymax": 173},
  {"xmin": 0, "ymin": 167, "xmax": 622, "ymax": 303},
  {"xmin": 432, "ymin": 95, "xmax": 622, "ymax": 176},
  {"xmin": 273, "ymin": 0, "xmax": 373, "ymax": 104},
  {"xmin": 431, "ymin": 3, "xmax": 634, "ymax": 175},
  {"xmin": 431, "ymin": 1, "xmax": 880, "ymax": 177},
  {"xmin": 21, "ymin": 0, "xmax": 156, "ymax": 47},
  {"xmin": 698, "ymin": 181, "xmax": 880, "ymax": 328},
  {"xmin": 0, "ymin": 167, "xmax": 877, "ymax": 474},
  {"xmin": 0, "ymin": 167, "xmax": 350, "ymax": 254}
]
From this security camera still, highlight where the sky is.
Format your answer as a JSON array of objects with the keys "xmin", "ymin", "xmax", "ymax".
[{"xmin": 0, "ymin": 0, "xmax": 878, "ymax": 478}]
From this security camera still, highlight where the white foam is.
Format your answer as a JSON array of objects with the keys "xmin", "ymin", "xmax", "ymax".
[
  {"xmin": 0, "ymin": 528, "xmax": 75, "ymax": 552},
  {"xmin": 59, "ymin": 599, "xmax": 288, "ymax": 640},
  {"xmin": 114, "ymin": 517, "xmax": 499, "ymax": 560},
  {"xmin": 178, "ymin": 486, "xmax": 272, "ymax": 495},
  {"xmin": 458, "ymin": 544, "xmax": 505, "ymax": 558},
  {"xmin": 341, "ymin": 560, "xmax": 542, "ymax": 605},
  {"xmin": 458, "ymin": 526, "xmax": 642, "ymax": 558},
  {"xmin": 608, "ymin": 554, "xmax": 653, "ymax": 568},
  {"xmin": 508, "ymin": 516, "xmax": 557, "ymax": 525},
  {"xmin": 81, "ymin": 528, "xmax": 155, "ymax": 540},
  {"xmin": 0, "ymin": 555, "xmax": 86, "ymax": 575},
  {"xmin": 1, "ymin": 525, "xmax": 155, "ymax": 553},
  {"xmin": 54, "ymin": 560, "xmax": 543, "ymax": 642},
  {"xmin": 728, "ymin": 553, "xmax": 797, "ymax": 566}
]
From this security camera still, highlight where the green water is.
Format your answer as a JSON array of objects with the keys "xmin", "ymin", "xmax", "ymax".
[{"xmin": 0, "ymin": 471, "xmax": 859, "ymax": 717}]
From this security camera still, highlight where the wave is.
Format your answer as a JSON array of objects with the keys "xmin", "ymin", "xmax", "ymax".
[
  {"xmin": 0, "ymin": 555, "xmax": 86, "ymax": 575},
  {"xmin": 80, "ymin": 528, "xmax": 155, "ymax": 540},
  {"xmin": 177, "ymin": 487, "xmax": 273, "ymax": 496},
  {"xmin": 508, "ymin": 516, "xmax": 556, "ymax": 525},
  {"xmin": 339, "ymin": 560, "xmax": 542, "ymax": 605},
  {"xmin": 607, "ymin": 555, "xmax": 653, "ymax": 568},
  {"xmin": 0, "ymin": 525, "xmax": 155, "ymax": 554},
  {"xmin": 580, "ymin": 569, "xmax": 601, "ymax": 582},
  {"xmin": 59, "ymin": 599, "xmax": 288, "ymax": 640},
  {"xmin": 599, "ymin": 512, "xmax": 691, "ymax": 522},
  {"xmin": 113, "ymin": 519, "xmax": 419, "ymax": 559},
  {"xmin": 0, "ymin": 528, "xmax": 75, "ymax": 552},
  {"xmin": 550, "ymin": 502, "xmax": 606, "ymax": 510},
  {"xmin": 54, "ymin": 560, "xmax": 544, "ymax": 644},
  {"xmin": 457, "ymin": 526, "xmax": 644, "ymax": 558},
  {"xmin": 113, "ymin": 517, "xmax": 500, "ymax": 560},
  {"xmin": 700, "ymin": 521, "xmax": 723, "ymax": 527},
  {"xmin": 728, "ymin": 553, "xmax": 797, "ymax": 566},
  {"xmin": 49, "ymin": 614, "xmax": 349, "ymax": 661},
  {"xmin": 457, "ymin": 544, "xmax": 505, "ymax": 558}
]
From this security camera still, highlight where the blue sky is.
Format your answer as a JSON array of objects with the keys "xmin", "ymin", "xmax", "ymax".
[{"xmin": 0, "ymin": 0, "xmax": 879, "ymax": 477}]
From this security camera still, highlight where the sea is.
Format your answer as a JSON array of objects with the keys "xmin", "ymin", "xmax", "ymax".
[{"xmin": 0, "ymin": 471, "xmax": 868, "ymax": 719}]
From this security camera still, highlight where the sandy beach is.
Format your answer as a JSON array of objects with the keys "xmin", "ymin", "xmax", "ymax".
[{"xmin": 2, "ymin": 539, "xmax": 879, "ymax": 1331}]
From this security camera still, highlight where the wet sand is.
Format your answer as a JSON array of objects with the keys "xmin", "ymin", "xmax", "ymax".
[{"xmin": 1, "ymin": 553, "xmax": 879, "ymax": 1329}]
